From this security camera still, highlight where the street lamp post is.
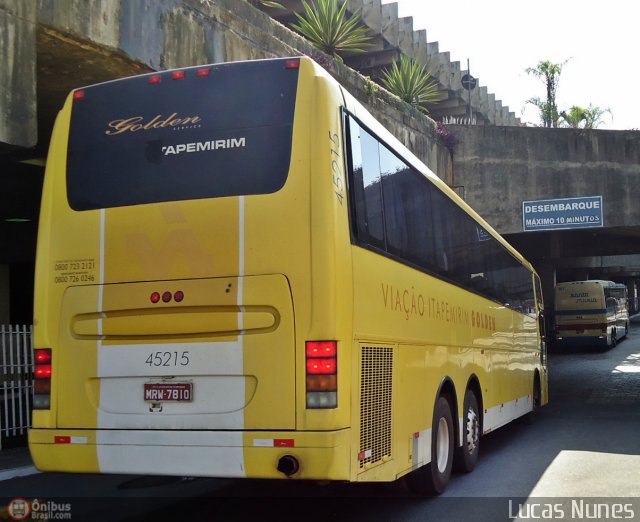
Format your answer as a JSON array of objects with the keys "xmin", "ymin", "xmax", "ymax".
[{"xmin": 461, "ymin": 59, "xmax": 477, "ymax": 124}]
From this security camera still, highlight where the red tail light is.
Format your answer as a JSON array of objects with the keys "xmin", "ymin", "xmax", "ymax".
[
  {"xmin": 148, "ymin": 74, "xmax": 162, "ymax": 84},
  {"xmin": 306, "ymin": 341, "xmax": 337, "ymax": 357},
  {"xmin": 305, "ymin": 341, "xmax": 337, "ymax": 409},
  {"xmin": 35, "ymin": 364, "xmax": 52, "ymax": 379},
  {"xmin": 285, "ymin": 59, "xmax": 300, "ymax": 69},
  {"xmin": 196, "ymin": 68, "xmax": 211, "ymax": 77},
  {"xmin": 306, "ymin": 358, "xmax": 337, "ymax": 375},
  {"xmin": 73, "ymin": 90, "xmax": 85, "ymax": 100},
  {"xmin": 35, "ymin": 349, "xmax": 52, "ymax": 364},
  {"xmin": 34, "ymin": 349, "xmax": 52, "ymax": 409},
  {"xmin": 171, "ymin": 70, "xmax": 186, "ymax": 80}
]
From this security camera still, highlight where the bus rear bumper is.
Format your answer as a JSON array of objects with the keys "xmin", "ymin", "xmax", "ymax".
[
  {"xmin": 29, "ymin": 428, "xmax": 352, "ymax": 480},
  {"xmin": 555, "ymin": 335, "xmax": 608, "ymax": 348}
]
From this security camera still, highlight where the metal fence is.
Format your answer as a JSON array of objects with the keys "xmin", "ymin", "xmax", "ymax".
[{"xmin": 0, "ymin": 325, "xmax": 34, "ymax": 448}]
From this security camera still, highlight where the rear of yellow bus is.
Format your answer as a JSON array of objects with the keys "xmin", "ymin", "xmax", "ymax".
[
  {"xmin": 29, "ymin": 57, "xmax": 356, "ymax": 480},
  {"xmin": 554, "ymin": 281, "xmax": 612, "ymax": 348}
]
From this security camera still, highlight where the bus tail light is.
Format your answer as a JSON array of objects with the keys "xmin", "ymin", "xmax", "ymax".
[
  {"xmin": 306, "ymin": 341, "xmax": 337, "ymax": 409},
  {"xmin": 34, "ymin": 349, "xmax": 52, "ymax": 409}
]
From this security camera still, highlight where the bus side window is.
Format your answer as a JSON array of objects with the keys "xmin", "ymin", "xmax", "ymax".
[{"xmin": 347, "ymin": 117, "xmax": 385, "ymax": 249}]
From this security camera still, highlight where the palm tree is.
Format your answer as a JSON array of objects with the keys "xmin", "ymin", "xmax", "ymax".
[
  {"xmin": 290, "ymin": 0, "xmax": 372, "ymax": 62},
  {"xmin": 560, "ymin": 104, "xmax": 612, "ymax": 129},
  {"xmin": 525, "ymin": 59, "xmax": 568, "ymax": 128},
  {"xmin": 583, "ymin": 104, "xmax": 612, "ymax": 129},
  {"xmin": 560, "ymin": 106, "xmax": 587, "ymax": 128},
  {"xmin": 380, "ymin": 56, "xmax": 440, "ymax": 113}
]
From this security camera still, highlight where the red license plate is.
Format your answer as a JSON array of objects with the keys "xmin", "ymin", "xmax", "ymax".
[{"xmin": 144, "ymin": 382, "xmax": 193, "ymax": 402}]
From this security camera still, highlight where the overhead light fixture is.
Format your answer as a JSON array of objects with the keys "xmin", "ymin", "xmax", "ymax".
[{"xmin": 4, "ymin": 218, "xmax": 32, "ymax": 223}]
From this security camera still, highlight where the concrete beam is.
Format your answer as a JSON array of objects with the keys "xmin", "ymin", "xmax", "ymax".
[
  {"xmin": 0, "ymin": 0, "xmax": 37, "ymax": 151},
  {"xmin": 452, "ymin": 125, "xmax": 640, "ymax": 235}
]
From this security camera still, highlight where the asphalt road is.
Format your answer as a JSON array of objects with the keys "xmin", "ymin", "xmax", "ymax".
[{"xmin": 2, "ymin": 321, "xmax": 640, "ymax": 521}]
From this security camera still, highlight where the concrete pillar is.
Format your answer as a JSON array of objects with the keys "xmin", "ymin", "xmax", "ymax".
[
  {"xmin": 0, "ymin": 0, "xmax": 37, "ymax": 151},
  {"xmin": 0, "ymin": 265, "xmax": 9, "ymax": 325},
  {"xmin": 629, "ymin": 280, "xmax": 639, "ymax": 315}
]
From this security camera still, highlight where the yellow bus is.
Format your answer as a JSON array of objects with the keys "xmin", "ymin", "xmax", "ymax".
[
  {"xmin": 30, "ymin": 56, "xmax": 548, "ymax": 494},
  {"xmin": 554, "ymin": 280, "xmax": 629, "ymax": 349}
]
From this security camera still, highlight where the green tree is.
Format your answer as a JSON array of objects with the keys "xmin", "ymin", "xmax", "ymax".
[
  {"xmin": 290, "ymin": 0, "xmax": 372, "ymax": 62},
  {"xmin": 526, "ymin": 59, "xmax": 567, "ymax": 128},
  {"xmin": 560, "ymin": 106, "xmax": 587, "ymax": 128},
  {"xmin": 583, "ymin": 104, "xmax": 612, "ymax": 129},
  {"xmin": 380, "ymin": 56, "xmax": 440, "ymax": 113},
  {"xmin": 560, "ymin": 104, "xmax": 612, "ymax": 129}
]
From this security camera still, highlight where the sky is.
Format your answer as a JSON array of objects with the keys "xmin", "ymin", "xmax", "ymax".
[{"xmin": 382, "ymin": 0, "xmax": 639, "ymax": 130}]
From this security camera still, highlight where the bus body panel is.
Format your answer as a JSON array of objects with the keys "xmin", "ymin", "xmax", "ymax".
[
  {"xmin": 351, "ymin": 247, "xmax": 538, "ymax": 440},
  {"xmin": 29, "ymin": 428, "xmax": 352, "ymax": 480},
  {"xmin": 55, "ymin": 275, "xmax": 294, "ymax": 431}
]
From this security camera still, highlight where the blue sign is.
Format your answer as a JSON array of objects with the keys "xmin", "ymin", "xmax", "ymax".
[{"xmin": 522, "ymin": 196, "xmax": 603, "ymax": 232}]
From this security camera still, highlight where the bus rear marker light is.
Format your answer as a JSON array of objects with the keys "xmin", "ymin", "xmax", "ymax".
[
  {"xmin": 34, "ymin": 349, "xmax": 52, "ymax": 409},
  {"xmin": 305, "ymin": 341, "xmax": 338, "ymax": 408}
]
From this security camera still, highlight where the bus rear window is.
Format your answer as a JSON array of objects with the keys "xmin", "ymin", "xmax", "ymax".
[{"xmin": 66, "ymin": 59, "xmax": 299, "ymax": 210}]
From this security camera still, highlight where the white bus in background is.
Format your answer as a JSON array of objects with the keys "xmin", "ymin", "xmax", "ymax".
[{"xmin": 554, "ymin": 280, "xmax": 629, "ymax": 349}]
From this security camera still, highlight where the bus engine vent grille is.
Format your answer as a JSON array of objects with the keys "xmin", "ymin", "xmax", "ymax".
[{"xmin": 359, "ymin": 345, "xmax": 393, "ymax": 470}]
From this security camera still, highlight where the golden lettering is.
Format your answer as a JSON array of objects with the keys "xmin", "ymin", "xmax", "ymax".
[{"xmin": 105, "ymin": 113, "xmax": 202, "ymax": 135}]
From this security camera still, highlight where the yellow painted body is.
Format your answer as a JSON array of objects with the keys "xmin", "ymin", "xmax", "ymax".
[{"xmin": 30, "ymin": 57, "xmax": 547, "ymax": 483}]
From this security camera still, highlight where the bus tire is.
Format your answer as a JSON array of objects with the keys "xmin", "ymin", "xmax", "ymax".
[
  {"xmin": 611, "ymin": 330, "xmax": 617, "ymax": 348},
  {"xmin": 454, "ymin": 389, "xmax": 480, "ymax": 473},
  {"xmin": 407, "ymin": 395, "xmax": 454, "ymax": 495}
]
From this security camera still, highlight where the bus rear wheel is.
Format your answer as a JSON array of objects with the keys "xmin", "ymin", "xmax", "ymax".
[
  {"xmin": 454, "ymin": 389, "xmax": 480, "ymax": 473},
  {"xmin": 407, "ymin": 395, "xmax": 454, "ymax": 495}
]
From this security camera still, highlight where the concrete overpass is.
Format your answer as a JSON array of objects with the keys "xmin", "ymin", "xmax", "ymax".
[
  {"xmin": 450, "ymin": 124, "xmax": 640, "ymax": 312},
  {"xmin": 1, "ymin": 0, "xmax": 639, "ymax": 324}
]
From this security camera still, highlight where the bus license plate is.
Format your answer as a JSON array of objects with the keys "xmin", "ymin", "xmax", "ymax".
[{"xmin": 144, "ymin": 382, "xmax": 193, "ymax": 402}]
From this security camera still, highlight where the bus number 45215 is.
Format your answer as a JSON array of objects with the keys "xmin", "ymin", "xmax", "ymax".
[{"xmin": 145, "ymin": 351, "xmax": 190, "ymax": 367}]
